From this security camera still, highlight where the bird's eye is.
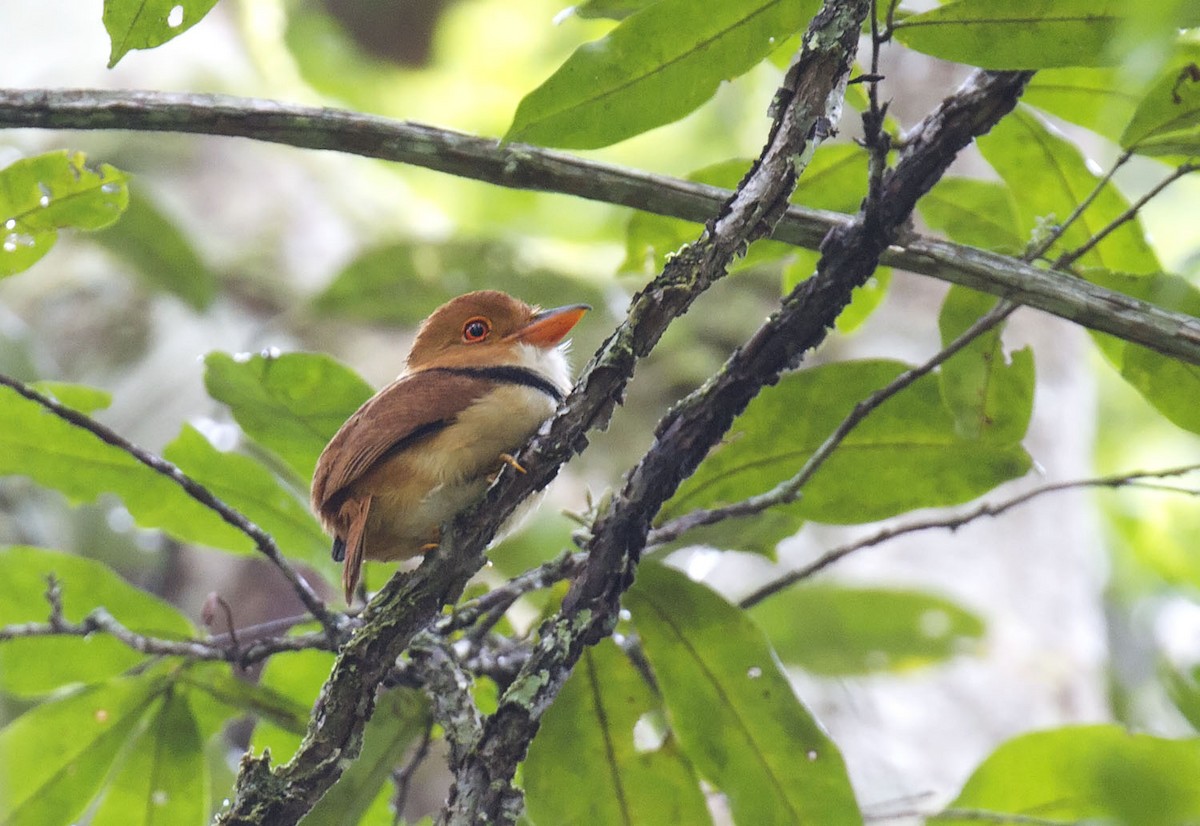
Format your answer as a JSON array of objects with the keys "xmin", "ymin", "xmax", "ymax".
[{"xmin": 462, "ymin": 317, "xmax": 491, "ymax": 342}]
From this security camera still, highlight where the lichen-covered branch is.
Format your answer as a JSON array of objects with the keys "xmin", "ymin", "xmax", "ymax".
[
  {"xmin": 1, "ymin": 89, "xmax": 1198, "ymax": 363},
  {"xmin": 215, "ymin": 3, "xmax": 871, "ymax": 823},
  {"xmin": 438, "ymin": 3, "xmax": 873, "ymax": 822},
  {"xmin": 440, "ymin": 64, "xmax": 1031, "ymax": 826}
]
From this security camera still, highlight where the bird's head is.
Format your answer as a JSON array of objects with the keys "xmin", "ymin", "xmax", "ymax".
[{"xmin": 406, "ymin": 290, "xmax": 589, "ymax": 371}]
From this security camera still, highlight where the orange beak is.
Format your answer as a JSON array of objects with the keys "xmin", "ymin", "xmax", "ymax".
[{"xmin": 509, "ymin": 303, "xmax": 590, "ymax": 348}]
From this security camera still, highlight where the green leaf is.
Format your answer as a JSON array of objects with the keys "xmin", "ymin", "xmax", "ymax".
[
  {"xmin": 30, "ymin": 381, "xmax": 113, "ymax": 414},
  {"xmin": 660, "ymin": 360, "xmax": 1032, "ymax": 540},
  {"xmin": 303, "ymin": 689, "xmax": 428, "ymax": 826},
  {"xmin": 1165, "ymin": 664, "xmax": 1200, "ymax": 733},
  {"xmin": 893, "ymin": 0, "xmax": 1200, "ymax": 70},
  {"xmin": 937, "ymin": 286, "xmax": 1036, "ymax": 442},
  {"xmin": 163, "ymin": 424, "xmax": 330, "ymax": 567},
  {"xmin": 90, "ymin": 689, "xmax": 208, "ymax": 826},
  {"xmin": 919, "ymin": 178, "xmax": 1023, "ymax": 253},
  {"xmin": 627, "ymin": 145, "xmax": 868, "ymax": 278},
  {"xmin": 942, "ymin": 725, "xmax": 1200, "ymax": 826},
  {"xmin": 312, "ymin": 240, "xmax": 605, "ymax": 327},
  {"xmin": 978, "ymin": 106, "xmax": 1160, "ymax": 274},
  {"xmin": 0, "ymin": 546, "xmax": 194, "ymax": 695},
  {"xmin": 203, "ymin": 351, "xmax": 374, "ymax": 483},
  {"xmin": 623, "ymin": 159, "xmax": 796, "ymax": 277},
  {"xmin": 626, "ymin": 561, "xmax": 861, "ymax": 826},
  {"xmin": 1121, "ymin": 44, "xmax": 1200, "ymax": 156},
  {"xmin": 832, "ymin": 267, "xmax": 891, "ymax": 334},
  {"xmin": 0, "ymin": 151, "xmax": 129, "ymax": 278},
  {"xmin": 1024, "ymin": 67, "xmax": 1140, "ymax": 143},
  {"xmin": 0, "ymin": 674, "xmax": 168, "ymax": 826},
  {"xmin": 1084, "ymin": 269, "xmax": 1200, "ymax": 435},
  {"xmin": 251, "ymin": 649, "xmax": 337, "ymax": 759},
  {"xmin": 573, "ymin": 0, "xmax": 660, "ymax": 20},
  {"xmin": 526, "ymin": 639, "xmax": 712, "ymax": 825},
  {"xmin": 506, "ymin": 0, "xmax": 819, "ymax": 148},
  {"xmin": 181, "ymin": 663, "xmax": 311, "ymax": 738},
  {"xmin": 103, "ymin": 0, "xmax": 220, "ymax": 67},
  {"xmin": 1105, "ymin": 481, "xmax": 1200, "ymax": 589},
  {"xmin": 0, "ymin": 385, "xmax": 253, "ymax": 553},
  {"xmin": 92, "ymin": 187, "xmax": 217, "ymax": 310},
  {"xmin": 657, "ymin": 504, "xmax": 806, "ymax": 558},
  {"xmin": 748, "ymin": 585, "xmax": 985, "ymax": 675}
]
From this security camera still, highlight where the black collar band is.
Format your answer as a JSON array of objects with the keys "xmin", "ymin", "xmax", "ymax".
[{"xmin": 428, "ymin": 365, "xmax": 565, "ymax": 404}]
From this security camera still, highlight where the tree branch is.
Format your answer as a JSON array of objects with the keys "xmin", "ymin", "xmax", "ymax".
[
  {"xmin": 214, "ymin": 2, "xmax": 868, "ymax": 813},
  {"xmin": 1, "ymin": 88, "xmax": 1198, "ymax": 364},
  {"xmin": 739, "ymin": 463, "xmax": 1200, "ymax": 608},
  {"xmin": 435, "ymin": 62, "xmax": 1032, "ymax": 826},
  {"xmin": 0, "ymin": 373, "xmax": 345, "ymax": 643},
  {"xmin": 0, "ymin": 575, "xmax": 336, "ymax": 666},
  {"xmin": 647, "ymin": 298, "xmax": 1017, "ymax": 546},
  {"xmin": 436, "ymin": 4, "xmax": 876, "ymax": 821}
]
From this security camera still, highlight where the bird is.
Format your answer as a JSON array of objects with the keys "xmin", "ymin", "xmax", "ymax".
[{"xmin": 311, "ymin": 290, "xmax": 589, "ymax": 603}]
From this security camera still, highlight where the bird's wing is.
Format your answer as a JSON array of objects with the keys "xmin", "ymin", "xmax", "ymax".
[{"xmin": 311, "ymin": 369, "xmax": 496, "ymax": 517}]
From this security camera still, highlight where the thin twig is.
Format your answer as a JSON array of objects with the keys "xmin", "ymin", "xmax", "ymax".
[
  {"xmin": 739, "ymin": 464, "xmax": 1200, "ymax": 608},
  {"xmin": 0, "ymin": 592, "xmax": 337, "ymax": 667},
  {"xmin": 1055, "ymin": 160, "xmax": 1200, "ymax": 269},
  {"xmin": 392, "ymin": 720, "xmax": 434, "ymax": 826},
  {"xmin": 653, "ymin": 142, "xmax": 1166, "ymax": 548},
  {"xmin": 408, "ymin": 641, "xmax": 483, "ymax": 770},
  {"xmin": 0, "ymin": 372, "xmax": 346, "ymax": 643},
  {"xmin": 649, "ymin": 299, "xmax": 1017, "ymax": 545},
  {"xmin": 931, "ymin": 809, "xmax": 1078, "ymax": 825},
  {"xmin": 1028, "ymin": 149, "xmax": 1134, "ymax": 263}
]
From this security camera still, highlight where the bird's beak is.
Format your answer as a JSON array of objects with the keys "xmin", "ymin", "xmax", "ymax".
[{"xmin": 509, "ymin": 303, "xmax": 590, "ymax": 347}]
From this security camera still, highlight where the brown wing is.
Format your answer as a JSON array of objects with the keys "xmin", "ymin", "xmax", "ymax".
[{"xmin": 311, "ymin": 369, "xmax": 497, "ymax": 519}]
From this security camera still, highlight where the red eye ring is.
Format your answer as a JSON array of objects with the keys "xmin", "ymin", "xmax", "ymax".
[{"xmin": 462, "ymin": 316, "xmax": 491, "ymax": 343}]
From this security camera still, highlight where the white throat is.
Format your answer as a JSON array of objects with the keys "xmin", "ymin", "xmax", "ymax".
[{"xmin": 513, "ymin": 342, "xmax": 573, "ymax": 396}]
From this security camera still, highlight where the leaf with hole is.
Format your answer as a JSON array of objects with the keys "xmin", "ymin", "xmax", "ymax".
[
  {"xmin": 104, "ymin": 0, "xmax": 220, "ymax": 67},
  {"xmin": 0, "ymin": 151, "xmax": 128, "ymax": 278},
  {"xmin": 526, "ymin": 638, "xmax": 711, "ymax": 825},
  {"xmin": 627, "ymin": 561, "xmax": 860, "ymax": 825}
]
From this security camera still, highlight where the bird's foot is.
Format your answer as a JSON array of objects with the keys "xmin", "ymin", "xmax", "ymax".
[{"xmin": 499, "ymin": 453, "xmax": 527, "ymax": 474}]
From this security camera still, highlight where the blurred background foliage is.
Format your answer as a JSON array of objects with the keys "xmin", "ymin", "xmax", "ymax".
[{"xmin": 2, "ymin": 0, "xmax": 1200, "ymax": 823}]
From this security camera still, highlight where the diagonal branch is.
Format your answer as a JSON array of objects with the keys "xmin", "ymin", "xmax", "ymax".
[
  {"xmin": 1, "ymin": 88, "xmax": 1198, "ymax": 364},
  {"xmin": 443, "ymin": 62, "xmax": 1031, "ymax": 826},
  {"xmin": 438, "ymin": 4, "xmax": 873, "ymax": 822},
  {"xmin": 647, "ymin": 298, "xmax": 1017, "ymax": 546}
]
